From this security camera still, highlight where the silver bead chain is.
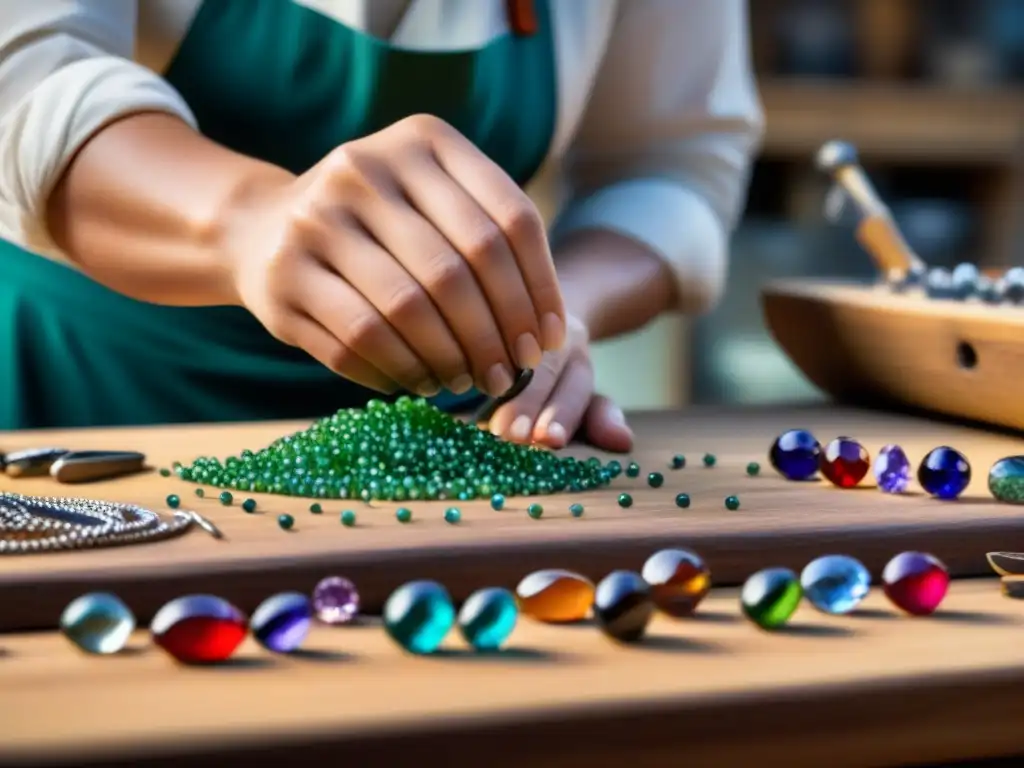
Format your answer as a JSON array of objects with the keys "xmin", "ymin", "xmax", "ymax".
[{"xmin": 0, "ymin": 492, "xmax": 220, "ymax": 554}]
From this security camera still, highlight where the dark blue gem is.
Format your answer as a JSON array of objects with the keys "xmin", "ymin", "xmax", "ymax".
[
  {"xmin": 769, "ymin": 429, "xmax": 821, "ymax": 481},
  {"xmin": 917, "ymin": 446, "xmax": 971, "ymax": 500}
]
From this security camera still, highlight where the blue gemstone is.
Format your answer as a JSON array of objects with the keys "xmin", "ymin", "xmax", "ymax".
[
  {"xmin": 769, "ymin": 429, "xmax": 821, "ymax": 481},
  {"xmin": 873, "ymin": 444, "xmax": 911, "ymax": 494},
  {"xmin": 918, "ymin": 446, "xmax": 971, "ymax": 500},
  {"xmin": 457, "ymin": 587, "xmax": 518, "ymax": 651},
  {"xmin": 800, "ymin": 555, "xmax": 871, "ymax": 615},
  {"xmin": 384, "ymin": 580, "xmax": 455, "ymax": 655},
  {"xmin": 250, "ymin": 592, "xmax": 313, "ymax": 653}
]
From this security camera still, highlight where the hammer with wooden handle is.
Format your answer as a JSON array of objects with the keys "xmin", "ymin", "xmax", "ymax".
[{"xmin": 816, "ymin": 140, "xmax": 926, "ymax": 279}]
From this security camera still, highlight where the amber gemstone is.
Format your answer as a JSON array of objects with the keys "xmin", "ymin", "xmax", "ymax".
[
  {"xmin": 819, "ymin": 437, "xmax": 870, "ymax": 488},
  {"xmin": 515, "ymin": 569, "xmax": 595, "ymax": 623},
  {"xmin": 641, "ymin": 548, "xmax": 712, "ymax": 617}
]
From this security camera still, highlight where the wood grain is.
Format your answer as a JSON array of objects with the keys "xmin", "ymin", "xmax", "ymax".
[
  {"xmin": 1, "ymin": 406, "xmax": 1023, "ymax": 634},
  {"xmin": 0, "ymin": 580, "xmax": 1022, "ymax": 767}
]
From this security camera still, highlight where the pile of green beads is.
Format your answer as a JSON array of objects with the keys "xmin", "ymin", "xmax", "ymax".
[{"xmin": 175, "ymin": 398, "xmax": 611, "ymax": 501}]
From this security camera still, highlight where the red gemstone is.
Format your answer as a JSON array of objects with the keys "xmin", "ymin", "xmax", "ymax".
[
  {"xmin": 820, "ymin": 437, "xmax": 870, "ymax": 488},
  {"xmin": 882, "ymin": 551, "xmax": 949, "ymax": 616},
  {"xmin": 151, "ymin": 595, "xmax": 248, "ymax": 664}
]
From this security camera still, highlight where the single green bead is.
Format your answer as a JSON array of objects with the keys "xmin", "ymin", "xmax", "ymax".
[
  {"xmin": 194, "ymin": 488, "xmax": 205, "ymax": 498},
  {"xmin": 625, "ymin": 462, "xmax": 640, "ymax": 478},
  {"xmin": 670, "ymin": 454, "xmax": 686, "ymax": 469},
  {"xmin": 606, "ymin": 460, "xmax": 622, "ymax": 478},
  {"xmin": 675, "ymin": 492, "xmax": 691, "ymax": 509},
  {"xmin": 219, "ymin": 491, "xmax": 233, "ymax": 505},
  {"xmin": 725, "ymin": 495, "xmax": 740, "ymax": 511},
  {"xmin": 241, "ymin": 498, "xmax": 257, "ymax": 513},
  {"xmin": 569, "ymin": 502, "xmax": 584, "ymax": 518},
  {"xmin": 159, "ymin": 468, "xmax": 171, "ymax": 478},
  {"xmin": 703, "ymin": 453, "xmax": 717, "ymax": 468},
  {"xmin": 490, "ymin": 493, "xmax": 505, "ymax": 511},
  {"xmin": 747, "ymin": 461, "xmax": 761, "ymax": 477},
  {"xmin": 277, "ymin": 513, "xmax": 295, "ymax": 530},
  {"xmin": 527, "ymin": 503, "xmax": 543, "ymax": 520},
  {"xmin": 165, "ymin": 494, "xmax": 180, "ymax": 509},
  {"xmin": 340, "ymin": 510, "xmax": 357, "ymax": 527},
  {"xmin": 444, "ymin": 507, "xmax": 462, "ymax": 524},
  {"xmin": 396, "ymin": 507, "xmax": 412, "ymax": 523},
  {"xmin": 310, "ymin": 503, "xmax": 323, "ymax": 514},
  {"xmin": 618, "ymin": 492, "xmax": 634, "ymax": 509},
  {"xmin": 647, "ymin": 472, "xmax": 664, "ymax": 488}
]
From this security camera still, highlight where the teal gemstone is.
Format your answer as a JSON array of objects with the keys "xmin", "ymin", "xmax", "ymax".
[
  {"xmin": 741, "ymin": 567, "xmax": 802, "ymax": 629},
  {"xmin": 703, "ymin": 454, "xmax": 716, "ymax": 468},
  {"xmin": 670, "ymin": 455, "xmax": 686, "ymax": 469},
  {"xmin": 618, "ymin": 493, "xmax": 633, "ymax": 509},
  {"xmin": 625, "ymin": 462, "xmax": 640, "ymax": 478},
  {"xmin": 194, "ymin": 488, "xmax": 205, "ymax": 498},
  {"xmin": 989, "ymin": 456, "xmax": 1024, "ymax": 504},
  {"xmin": 241, "ymin": 498, "xmax": 257, "ymax": 513},
  {"xmin": 444, "ymin": 507, "xmax": 461, "ymax": 524},
  {"xmin": 457, "ymin": 587, "xmax": 518, "ymax": 651},
  {"xmin": 309, "ymin": 503, "xmax": 323, "ymax": 514},
  {"xmin": 527, "ymin": 503, "xmax": 543, "ymax": 520},
  {"xmin": 724, "ymin": 495, "xmax": 740, "ymax": 511},
  {"xmin": 159, "ymin": 468, "xmax": 171, "ymax": 477},
  {"xmin": 340, "ymin": 510, "xmax": 357, "ymax": 527},
  {"xmin": 647, "ymin": 472, "xmax": 664, "ymax": 488},
  {"xmin": 569, "ymin": 503, "xmax": 584, "ymax": 518},
  {"xmin": 219, "ymin": 491, "xmax": 233, "ymax": 505},
  {"xmin": 396, "ymin": 507, "xmax": 413, "ymax": 523},
  {"xmin": 675, "ymin": 493, "xmax": 691, "ymax": 508},
  {"xmin": 277, "ymin": 513, "xmax": 295, "ymax": 530},
  {"xmin": 606, "ymin": 460, "xmax": 622, "ymax": 478},
  {"xmin": 165, "ymin": 494, "xmax": 180, "ymax": 509},
  {"xmin": 384, "ymin": 580, "xmax": 455, "ymax": 654},
  {"xmin": 747, "ymin": 462, "xmax": 760, "ymax": 477},
  {"xmin": 490, "ymin": 493, "xmax": 505, "ymax": 511},
  {"xmin": 60, "ymin": 592, "xmax": 136, "ymax": 654}
]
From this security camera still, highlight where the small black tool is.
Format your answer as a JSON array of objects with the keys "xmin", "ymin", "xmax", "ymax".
[{"xmin": 474, "ymin": 368, "xmax": 534, "ymax": 424}]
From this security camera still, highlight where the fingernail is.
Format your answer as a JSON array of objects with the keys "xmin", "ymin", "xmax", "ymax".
[
  {"xmin": 540, "ymin": 313, "xmax": 565, "ymax": 350},
  {"xmin": 449, "ymin": 374, "xmax": 474, "ymax": 394},
  {"xmin": 514, "ymin": 333, "xmax": 543, "ymax": 369},
  {"xmin": 416, "ymin": 379, "xmax": 441, "ymax": 397},
  {"xmin": 546, "ymin": 421, "xmax": 567, "ymax": 445},
  {"xmin": 510, "ymin": 415, "xmax": 533, "ymax": 440},
  {"xmin": 608, "ymin": 406, "xmax": 626, "ymax": 426},
  {"xmin": 485, "ymin": 363, "xmax": 514, "ymax": 397}
]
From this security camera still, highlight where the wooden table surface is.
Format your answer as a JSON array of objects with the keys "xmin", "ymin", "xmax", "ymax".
[
  {"xmin": 2, "ymin": 405, "xmax": 1024, "ymax": 633},
  {"xmin": 1, "ymin": 579, "xmax": 1022, "ymax": 768}
]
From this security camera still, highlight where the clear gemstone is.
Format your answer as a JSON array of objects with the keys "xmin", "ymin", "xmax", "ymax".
[
  {"xmin": 874, "ymin": 444, "xmax": 911, "ymax": 494},
  {"xmin": 312, "ymin": 576, "xmax": 360, "ymax": 625},
  {"xmin": 800, "ymin": 555, "xmax": 870, "ymax": 614},
  {"xmin": 60, "ymin": 592, "xmax": 135, "ymax": 654}
]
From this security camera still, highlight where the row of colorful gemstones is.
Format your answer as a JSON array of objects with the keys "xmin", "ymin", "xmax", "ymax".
[
  {"xmin": 770, "ymin": 429, "xmax": 1024, "ymax": 502},
  {"xmin": 59, "ymin": 548, "xmax": 949, "ymax": 662}
]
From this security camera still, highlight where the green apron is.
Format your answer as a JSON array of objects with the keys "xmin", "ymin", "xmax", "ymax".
[{"xmin": 0, "ymin": 0, "xmax": 556, "ymax": 429}]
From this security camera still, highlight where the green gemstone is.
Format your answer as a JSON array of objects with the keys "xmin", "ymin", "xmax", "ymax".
[
  {"xmin": 277, "ymin": 513, "xmax": 295, "ymax": 531},
  {"xmin": 606, "ymin": 460, "xmax": 622, "ymax": 478},
  {"xmin": 670, "ymin": 454, "xmax": 686, "ymax": 469},
  {"xmin": 618, "ymin": 493, "xmax": 633, "ymax": 509},
  {"xmin": 396, "ymin": 507, "xmax": 413, "ymax": 523},
  {"xmin": 724, "ymin": 495, "xmax": 740, "ymax": 510},
  {"xmin": 527, "ymin": 503, "xmax": 543, "ymax": 520},
  {"xmin": 490, "ymin": 493, "xmax": 505, "ymax": 511},
  {"xmin": 241, "ymin": 498, "xmax": 257, "ymax": 513},
  {"xmin": 988, "ymin": 457, "xmax": 1024, "ymax": 503},
  {"xmin": 165, "ymin": 494, "xmax": 180, "ymax": 509},
  {"xmin": 703, "ymin": 454, "xmax": 716, "ymax": 468},
  {"xmin": 746, "ymin": 462, "xmax": 761, "ymax": 477},
  {"xmin": 569, "ymin": 503, "xmax": 584, "ymax": 518},
  {"xmin": 194, "ymin": 488, "xmax": 205, "ymax": 498},
  {"xmin": 741, "ymin": 568, "xmax": 802, "ymax": 629},
  {"xmin": 625, "ymin": 462, "xmax": 640, "ymax": 478},
  {"xmin": 647, "ymin": 472, "xmax": 664, "ymax": 488},
  {"xmin": 309, "ymin": 503, "xmax": 323, "ymax": 514},
  {"xmin": 340, "ymin": 510, "xmax": 357, "ymax": 527},
  {"xmin": 675, "ymin": 493, "xmax": 691, "ymax": 508},
  {"xmin": 444, "ymin": 507, "xmax": 462, "ymax": 524},
  {"xmin": 219, "ymin": 491, "xmax": 233, "ymax": 505},
  {"xmin": 159, "ymin": 468, "xmax": 171, "ymax": 478}
]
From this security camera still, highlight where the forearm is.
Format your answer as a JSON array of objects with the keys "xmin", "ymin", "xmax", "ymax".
[
  {"xmin": 46, "ymin": 112, "xmax": 293, "ymax": 307},
  {"xmin": 555, "ymin": 228, "xmax": 677, "ymax": 342}
]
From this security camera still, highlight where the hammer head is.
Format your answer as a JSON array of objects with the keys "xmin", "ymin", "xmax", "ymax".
[{"xmin": 815, "ymin": 140, "xmax": 859, "ymax": 176}]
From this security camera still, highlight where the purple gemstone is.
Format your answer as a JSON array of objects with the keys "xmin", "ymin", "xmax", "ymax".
[
  {"xmin": 251, "ymin": 592, "xmax": 312, "ymax": 653},
  {"xmin": 874, "ymin": 444, "xmax": 911, "ymax": 494},
  {"xmin": 312, "ymin": 576, "xmax": 360, "ymax": 625}
]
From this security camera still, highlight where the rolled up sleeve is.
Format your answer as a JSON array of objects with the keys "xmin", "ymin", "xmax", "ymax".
[{"xmin": 551, "ymin": 0, "xmax": 764, "ymax": 315}]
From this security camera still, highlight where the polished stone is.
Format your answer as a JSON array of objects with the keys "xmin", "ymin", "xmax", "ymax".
[
  {"xmin": 988, "ymin": 456, "xmax": 1024, "ymax": 504},
  {"xmin": 769, "ymin": 429, "xmax": 821, "ymax": 481},
  {"xmin": 882, "ymin": 551, "xmax": 949, "ymax": 615},
  {"xmin": 515, "ymin": 568, "xmax": 595, "ymax": 623},
  {"xmin": 59, "ymin": 592, "xmax": 135, "ymax": 655},
  {"xmin": 950, "ymin": 262, "xmax": 980, "ymax": 299},
  {"xmin": 986, "ymin": 551, "xmax": 1024, "ymax": 576},
  {"xmin": 820, "ymin": 437, "xmax": 870, "ymax": 488},
  {"xmin": 740, "ymin": 568, "xmax": 803, "ymax": 629},
  {"xmin": 641, "ymin": 548, "xmax": 711, "ymax": 617},
  {"xmin": 49, "ymin": 450, "xmax": 146, "ymax": 483},
  {"xmin": 917, "ymin": 447, "xmax": 971, "ymax": 500},
  {"xmin": 873, "ymin": 444, "xmax": 911, "ymax": 494},
  {"xmin": 593, "ymin": 570, "xmax": 654, "ymax": 643},
  {"xmin": 312, "ymin": 576, "xmax": 360, "ymax": 625},
  {"xmin": 151, "ymin": 595, "xmax": 247, "ymax": 664},
  {"xmin": 383, "ymin": 580, "xmax": 455, "ymax": 655},
  {"xmin": 4, "ymin": 447, "xmax": 69, "ymax": 477},
  {"xmin": 800, "ymin": 555, "xmax": 870, "ymax": 615},
  {"xmin": 457, "ymin": 587, "xmax": 518, "ymax": 651},
  {"xmin": 251, "ymin": 592, "xmax": 313, "ymax": 653}
]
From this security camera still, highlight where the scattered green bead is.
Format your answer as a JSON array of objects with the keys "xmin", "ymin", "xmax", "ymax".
[
  {"xmin": 626, "ymin": 462, "xmax": 640, "ymax": 478},
  {"xmin": 218, "ymin": 491, "xmax": 233, "ymax": 505},
  {"xmin": 396, "ymin": 507, "xmax": 413, "ymax": 523},
  {"xmin": 647, "ymin": 472, "xmax": 664, "ymax": 488},
  {"xmin": 703, "ymin": 453, "xmax": 716, "ymax": 468},
  {"xmin": 241, "ymin": 498, "xmax": 257, "ymax": 513},
  {"xmin": 675, "ymin": 493, "xmax": 691, "ymax": 509},
  {"xmin": 725, "ymin": 495, "xmax": 740, "ymax": 511},
  {"xmin": 341, "ymin": 510, "xmax": 357, "ymax": 527},
  {"xmin": 444, "ymin": 507, "xmax": 462, "ymax": 524},
  {"xmin": 159, "ymin": 468, "xmax": 171, "ymax": 477},
  {"xmin": 606, "ymin": 460, "xmax": 622, "ymax": 478},
  {"xmin": 194, "ymin": 488, "xmax": 205, "ymax": 498},
  {"xmin": 527, "ymin": 503, "xmax": 543, "ymax": 520},
  {"xmin": 165, "ymin": 494, "xmax": 180, "ymax": 509},
  {"xmin": 569, "ymin": 503, "xmax": 584, "ymax": 518},
  {"xmin": 670, "ymin": 454, "xmax": 686, "ymax": 469},
  {"xmin": 277, "ymin": 513, "xmax": 295, "ymax": 531},
  {"xmin": 747, "ymin": 462, "xmax": 760, "ymax": 477},
  {"xmin": 618, "ymin": 492, "xmax": 633, "ymax": 509},
  {"xmin": 490, "ymin": 493, "xmax": 505, "ymax": 511},
  {"xmin": 309, "ymin": 503, "xmax": 322, "ymax": 514}
]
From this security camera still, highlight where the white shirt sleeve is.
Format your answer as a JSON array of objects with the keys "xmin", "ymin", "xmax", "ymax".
[
  {"xmin": 0, "ymin": 0, "xmax": 197, "ymax": 258},
  {"xmin": 550, "ymin": 0, "xmax": 764, "ymax": 315}
]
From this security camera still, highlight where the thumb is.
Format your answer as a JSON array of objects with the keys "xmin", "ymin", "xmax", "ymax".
[{"xmin": 582, "ymin": 395, "xmax": 633, "ymax": 453}]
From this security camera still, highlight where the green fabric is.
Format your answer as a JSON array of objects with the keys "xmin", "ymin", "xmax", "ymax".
[{"xmin": 0, "ymin": 0, "xmax": 556, "ymax": 429}]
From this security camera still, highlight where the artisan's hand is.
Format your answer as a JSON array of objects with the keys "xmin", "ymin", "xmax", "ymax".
[
  {"xmin": 486, "ymin": 315, "xmax": 634, "ymax": 452},
  {"xmin": 224, "ymin": 115, "xmax": 565, "ymax": 397}
]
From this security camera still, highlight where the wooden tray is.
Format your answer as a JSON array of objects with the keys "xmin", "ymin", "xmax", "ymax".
[
  {"xmin": 1, "ymin": 580, "xmax": 1022, "ymax": 768},
  {"xmin": 762, "ymin": 279, "xmax": 1024, "ymax": 432},
  {"xmin": 1, "ymin": 406, "xmax": 1023, "ymax": 633}
]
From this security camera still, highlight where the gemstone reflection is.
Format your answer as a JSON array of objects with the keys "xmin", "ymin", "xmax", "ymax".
[
  {"xmin": 312, "ymin": 576, "xmax": 360, "ymax": 625},
  {"xmin": 60, "ymin": 592, "xmax": 135, "ymax": 655},
  {"xmin": 800, "ymin": 555, "xmax": 870, "ymax": 615},
  {"xmin": 882, "ymin": 551, "xmax": 949, "ymax": 615},
  {"xmin": 251, "ymin": 592, "xmax": 313, "ymax": 653},
  {"xmin": 641, "ymin": 548, "xmax": 711, "ymax": 617},
  {"xmin": 593, "ymin": 570, "xmax": 654, "ymax": 643},
  {"xmin": 458, "ymin": 587, "xmax": 518, "ymax": 651},
  {"xmin": 384, "ymin": 580, "xmax": 455, "ymax": 655},
  {"xmin": 151, "ymin": 594, "xmax": 248, "ymax": 664},
  {"xmin": 741, "ymin": 568, "xmax": 802, "ymax": 629},
  {"xmin": 515, "ymin": 569, "xmax": 595, "ymax": 623}
]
